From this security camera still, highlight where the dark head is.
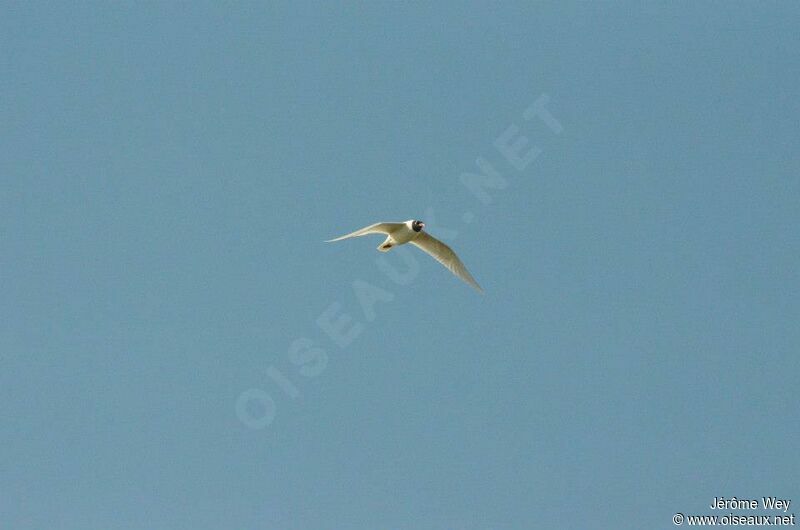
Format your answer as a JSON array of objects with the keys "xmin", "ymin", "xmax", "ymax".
[{"xmin": 411, "ymin": 220, "xmax": 425, "ymax": 232}]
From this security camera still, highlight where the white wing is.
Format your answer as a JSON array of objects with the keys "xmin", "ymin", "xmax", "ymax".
[
  {"xmin": 411, "ymin": 232, "xmax": 483, "ymax": 293},
  {"xmin": 325, "ymin": 222, "xmax": 403, "ymax": 242}
]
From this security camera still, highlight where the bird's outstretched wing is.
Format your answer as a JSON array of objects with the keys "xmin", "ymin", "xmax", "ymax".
[
  {"xmin": 325, "ymin": 222, "xmax": 403, "ymax": 242},
  {"xmin": 411, "ymin": 232, "xmax": 483, "ymax": 293}
]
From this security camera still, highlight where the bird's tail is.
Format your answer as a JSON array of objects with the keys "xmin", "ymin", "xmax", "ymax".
[{"xmin": 377, "ymin": 237, "xmax": 394, "ymax": 252}]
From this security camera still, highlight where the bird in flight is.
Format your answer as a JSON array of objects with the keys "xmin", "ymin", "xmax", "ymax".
[{"xmin": 326, "ymin": 219, "xmax": 483, "ymax": 293}]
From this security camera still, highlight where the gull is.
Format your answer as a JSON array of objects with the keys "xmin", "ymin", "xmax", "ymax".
[{"xmin": 326, "ymin": 219, "xmax": 483, "ymax": 293}]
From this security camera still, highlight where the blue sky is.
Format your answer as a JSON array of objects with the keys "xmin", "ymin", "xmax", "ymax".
[{"xmin": 2, "ymin": 2, "xmax": 798, "ymax": 529}]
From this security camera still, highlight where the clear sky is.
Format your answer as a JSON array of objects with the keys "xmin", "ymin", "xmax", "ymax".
[{"xmin": 2, "ymin": 2, "xmax": 798, "ymax": 529}]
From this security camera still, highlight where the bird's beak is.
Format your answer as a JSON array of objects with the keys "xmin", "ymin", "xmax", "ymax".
[{"xmin": 419, "ymin": 223, "xmax": 425, "ymax": 229}]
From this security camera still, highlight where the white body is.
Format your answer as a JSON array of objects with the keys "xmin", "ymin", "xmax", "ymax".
[{"xmin": 380, "ymin": 220, "xmax": 421, "ymax": 248}]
